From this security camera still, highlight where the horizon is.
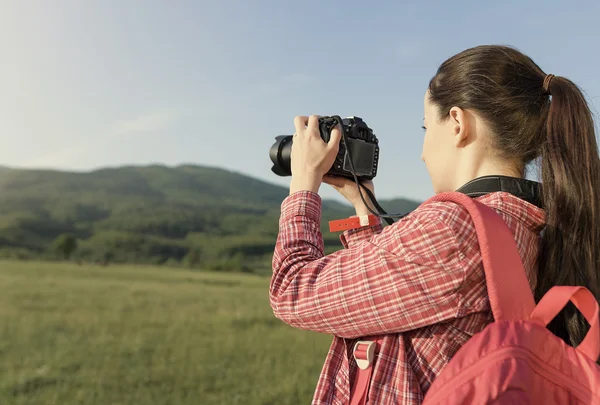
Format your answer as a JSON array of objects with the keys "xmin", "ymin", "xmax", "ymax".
[
  {"xmin": 0, "ymin": 161, "xmax": 424, "ymax": 206},
  {"xmin": 2, "ymin": 1, "xmax": 599, "ymax": 203}
]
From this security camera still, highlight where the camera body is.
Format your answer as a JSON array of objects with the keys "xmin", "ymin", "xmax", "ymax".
[{"xmin": 269, "ymin": 116, "xmax": 380, "ymax": 180}]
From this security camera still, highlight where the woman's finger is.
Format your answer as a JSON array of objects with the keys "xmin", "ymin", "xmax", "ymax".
[
  {"xmin": 293, "ymin": 116, "xmax": 309, "ymax": 134},
  {"xmin": 307, "ymin": 115, "xmax": 321, "ymax": 135},
  {"xmin": 323, "ymin": 175, "xmax": 343, "ymax": 187},
  {"xmin": 328, "ymin": 125, "xmax": 343, "ymax": 149},
  {"xmin": 322, "ymin": 176, "xmax": 335, "ymax": 186}
]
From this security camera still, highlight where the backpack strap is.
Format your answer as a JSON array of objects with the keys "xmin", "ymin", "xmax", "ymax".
[
  {"xmin": 348, "ymin": 191, "xmax": 537, "ymax": 405},
  {"xmin": 426, "ymin": 191, "xmax": 536, "ymax": 321},
  {"xmin": 530, "ymin": 286, "xmax": 600, "ymax": 361},
  {"xmin": 349, "ymin": 337, "xmax": 385, "ymax": 405}
]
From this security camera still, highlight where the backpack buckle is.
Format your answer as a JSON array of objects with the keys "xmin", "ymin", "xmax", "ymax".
[{"xmin": 353, "ymin": 340, "xmax": 376, "ymax": 370}]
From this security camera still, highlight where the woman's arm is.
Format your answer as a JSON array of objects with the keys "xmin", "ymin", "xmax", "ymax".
[{"xmin": 270, "ymin": 190, "xmax": 470, "ymax": 339}]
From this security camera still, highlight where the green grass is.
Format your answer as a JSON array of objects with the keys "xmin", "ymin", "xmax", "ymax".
[{"xmin": 0, "ymin": 260, "xmax": 332, "ymax": 404}]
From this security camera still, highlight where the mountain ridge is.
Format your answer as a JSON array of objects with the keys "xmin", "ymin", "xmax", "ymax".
[{"xmin": 0, "ymin": 163, "xmax": 422, "ymax": 272}]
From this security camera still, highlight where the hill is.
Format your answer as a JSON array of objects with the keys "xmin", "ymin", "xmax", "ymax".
[{"xmin": 0, "ymin": 165, "xmax": 422, "ymax": 272}]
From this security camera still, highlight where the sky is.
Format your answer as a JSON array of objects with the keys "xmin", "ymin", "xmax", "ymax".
[{"xmin": 1, "ymin": 0, "xmax": 599, "ymax": 203}]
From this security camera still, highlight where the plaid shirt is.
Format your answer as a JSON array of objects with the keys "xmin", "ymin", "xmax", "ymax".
[{"xmin": 270, "ymin": 190, "xmax": 546, "ymax": 405}]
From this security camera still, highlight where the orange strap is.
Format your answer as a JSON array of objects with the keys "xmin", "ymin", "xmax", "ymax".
[
  {"xmin": 349, "ymin": 338, "xmax": 384, "ymax": 405},
  {"xmin": 329, "ymin": 214, "xmax": 380, "ymax": 233}
]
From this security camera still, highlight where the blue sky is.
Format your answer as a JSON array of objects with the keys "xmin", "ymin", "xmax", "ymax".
[{"xmin": 1, "ymin": 0, "xmax": 599, "ymax": 202}]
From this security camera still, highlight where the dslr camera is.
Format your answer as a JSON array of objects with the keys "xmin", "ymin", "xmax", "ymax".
[{"xmin": 269, "ymin": 116, "xmax": 380, "ymax": 180}]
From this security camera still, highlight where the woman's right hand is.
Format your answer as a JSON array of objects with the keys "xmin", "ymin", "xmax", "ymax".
[{"xmin": 322, "ymin": 175, "xmax": 376, "ymax": 216}]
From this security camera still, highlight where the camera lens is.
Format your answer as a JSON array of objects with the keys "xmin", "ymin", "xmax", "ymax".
[{"xmin": 269, "ymin": 135, "xmax": 293, "ymax": 176}]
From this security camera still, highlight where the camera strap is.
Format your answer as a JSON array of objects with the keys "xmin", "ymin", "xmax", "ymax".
[{"xmin": 455, "ymin": 175, "xmax": 543, "ymax": 209}]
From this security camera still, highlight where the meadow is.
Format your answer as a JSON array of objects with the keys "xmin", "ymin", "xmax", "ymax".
[{"xmin": 0, "ymin": 260, "xmax": 333, "ymax": 404}]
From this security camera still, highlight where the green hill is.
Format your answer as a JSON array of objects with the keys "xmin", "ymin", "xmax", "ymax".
[{"xmin": 0, "ymin": 165, "xmax": 421, "ymax": 272}]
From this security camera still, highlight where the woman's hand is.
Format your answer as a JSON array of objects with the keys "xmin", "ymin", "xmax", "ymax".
[
  {"xmin": 289, "ymin": 115, "xmax": 341, "ymax": 194},
  {"xmin": 323, "ymin": 175, "xmax": 376, "ymax": 216}
]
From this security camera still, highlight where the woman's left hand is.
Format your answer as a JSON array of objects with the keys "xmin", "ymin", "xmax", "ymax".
[
  {"xmin": 323, "ymin": 175, "xmax": 376, "ymax": 216},
  {"xmin": 289, "ymin": 115, "xmax": 341, "ymax": 194}
]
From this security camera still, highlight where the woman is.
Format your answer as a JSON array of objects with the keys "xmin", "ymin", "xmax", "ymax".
[{"xmin": 269, "ymin": 45, "xmax": 600, "ymax": 404}]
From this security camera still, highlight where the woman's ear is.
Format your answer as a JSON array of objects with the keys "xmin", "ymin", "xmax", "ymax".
[{"xmin": 449, "ymin": 106, "xmax": 469, "ymax": 148}]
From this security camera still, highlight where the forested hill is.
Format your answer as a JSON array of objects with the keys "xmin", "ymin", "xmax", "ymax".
[{"xmin": 0, "ymin": 164, "xmax": 421, "ymax": 272}]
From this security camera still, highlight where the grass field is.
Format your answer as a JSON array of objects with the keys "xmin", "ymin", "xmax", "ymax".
[{"xmin": 0, "ymin": 260, "xmax": 332, "ymax": 405}]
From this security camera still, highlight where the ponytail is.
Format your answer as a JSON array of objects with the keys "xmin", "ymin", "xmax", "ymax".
[
  {"xmin": 426, "ymin": 46, "xmax": 599, "ymax": 358},
  {"xmin": 536, "ymin": 75, "xmax": 600, "ymax": 357}
]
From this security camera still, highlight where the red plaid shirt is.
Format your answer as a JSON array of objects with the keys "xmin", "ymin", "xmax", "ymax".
[{"xmin": 270, "ymin": 190, "xmax": 546, "ymax": 404}]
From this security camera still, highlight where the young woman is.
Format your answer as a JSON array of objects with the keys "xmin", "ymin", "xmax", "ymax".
[{"xmin": 270, "ymin": 45, "xmax": 600, "ymax": 404}]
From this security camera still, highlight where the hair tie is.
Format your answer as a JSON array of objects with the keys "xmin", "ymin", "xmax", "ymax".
[{"xmin": 543, "ymin": 74, "xmax": 555, "ymax": 94}]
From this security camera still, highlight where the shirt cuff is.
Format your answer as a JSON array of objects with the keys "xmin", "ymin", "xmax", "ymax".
[{"xmin": 280, "ymin": 190, "xmax": 322, "ymax": 223}]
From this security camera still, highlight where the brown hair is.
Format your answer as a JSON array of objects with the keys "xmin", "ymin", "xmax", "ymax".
[{"xmin": 428, "ymin": 45, "xmax": 600, "ymax": 360}]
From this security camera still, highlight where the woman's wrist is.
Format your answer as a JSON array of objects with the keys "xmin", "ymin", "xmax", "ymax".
[
  {"xmin": 354, "ymin": 204, "xmax": 372, "ymax": 217},
  {"xmin": 290, "ymin": 173, "xmax": 322, "ymax": 194},
  {"xmin": 353, "ymin": 192, "xmax": 377, "ymax": 216}
]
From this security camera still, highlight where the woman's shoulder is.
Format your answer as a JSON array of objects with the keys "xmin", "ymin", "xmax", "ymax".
[
  {"xmin": 409, "ymin": 198, "xmax": 470, "ymax": 225},
  {"xmin": 397, "ymin": 196, "xmax": 473, "ymax": 232},
  {"xmin": 399, "ymin": 191, "xmax": 545, "ymax": 241},
  {"xmin": 371, "ymin": 198, "xmax": 471, "ymax": 260},
  {"xmin": 372, "ymin": 191, "xmax": 544, "ymax": 271}
]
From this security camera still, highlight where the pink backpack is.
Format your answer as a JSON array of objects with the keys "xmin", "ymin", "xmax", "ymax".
[{"xmin": 350, "ymin": 192, "xmax": 600, "ymax": 405}]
